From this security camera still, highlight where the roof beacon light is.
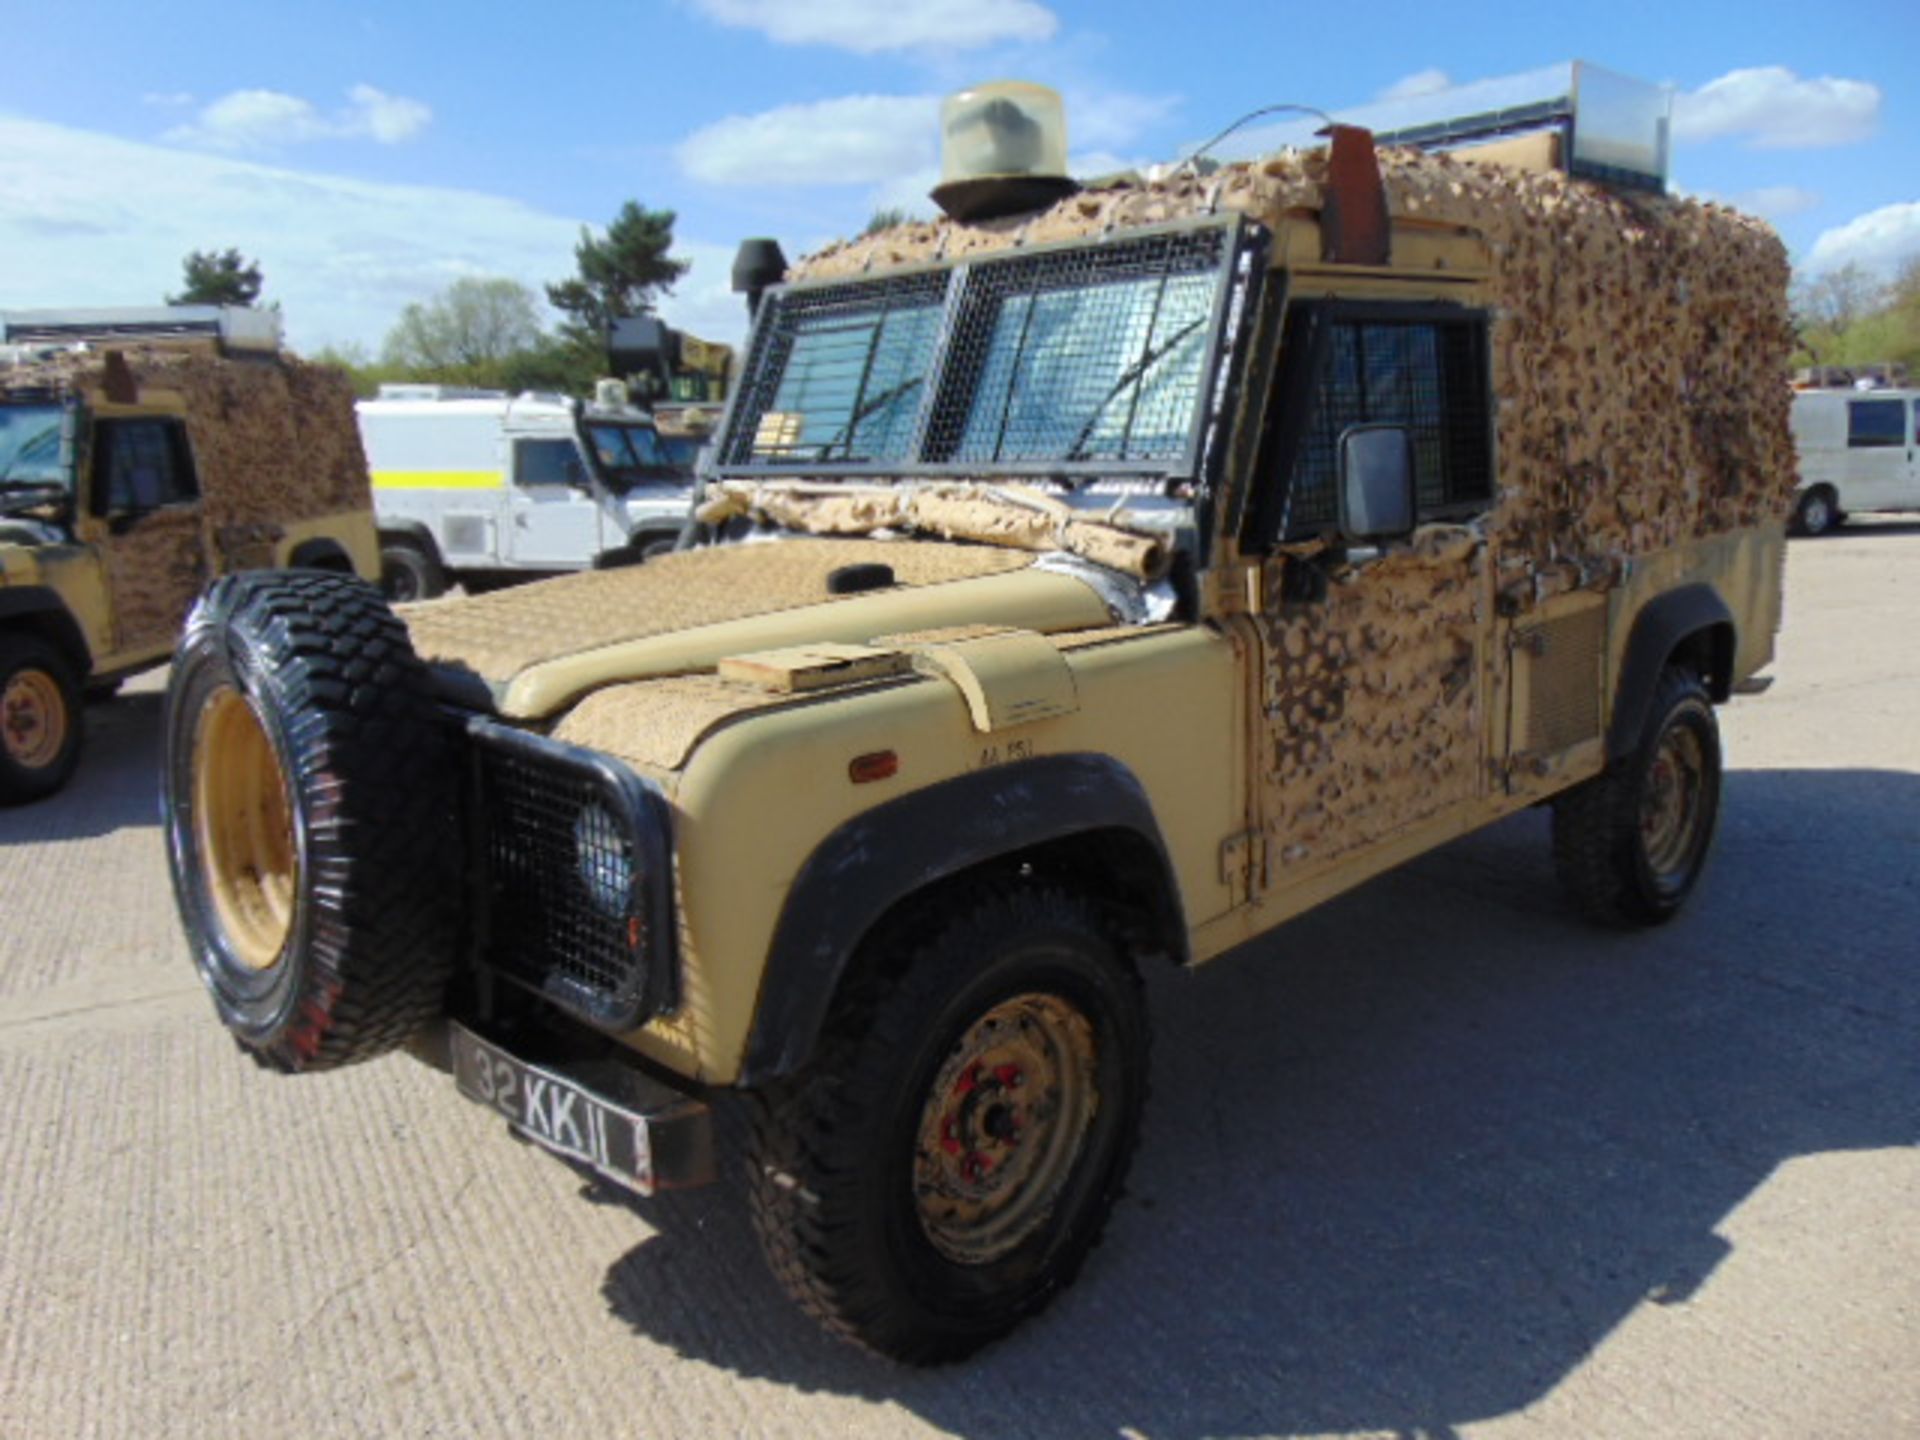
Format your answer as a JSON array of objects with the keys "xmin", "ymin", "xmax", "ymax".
[{"xmin": 930, "ymin": 81, "xmax": 1077, "ymax": 223}]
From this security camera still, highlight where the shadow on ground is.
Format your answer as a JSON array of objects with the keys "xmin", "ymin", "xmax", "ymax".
[
  {"xmin": 0, "ymin": 689, "xmax": 164, "ymax": 843},
  {"xmin": 597, "ymin": 767, "xmax": 1919, "ymax": 1439}
]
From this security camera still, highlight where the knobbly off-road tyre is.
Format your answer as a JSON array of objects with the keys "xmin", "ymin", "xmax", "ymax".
[
  {"xmin": 1553, "ymin": 665, "xmax": 1722, "ymax": 926},
  {"xmin": 164, "ymin": 571, "xmax": 460, "ymax": 1071},
  {"xmin": 0, "ymin": 632, "xmax": 83, "ymax": 805},
  {"xmin": 747, "ymin": 885, "xmax": 1149, "ymax": 1364}
]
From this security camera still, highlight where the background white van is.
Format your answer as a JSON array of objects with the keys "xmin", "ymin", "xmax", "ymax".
[
  {"xmin": 359, "ymin": 386, "xmax": 701, "ymax": 599},
  {"xmin": 1789, "ymin": 387, "xmax": 1919, "ymax": 536}
]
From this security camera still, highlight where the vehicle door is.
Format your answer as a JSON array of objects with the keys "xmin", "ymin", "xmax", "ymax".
[
  {"xmin": 1840, "ymin": 395, "xmax": 1911, "ymax": 511},
  {"xmin": 85, "ymin": 414, "xmax": 209, "ymax": 655},
  {"xmin": 505, "ymin": 435, "xmax": 602, "ymax": 567},
  {"xmin": 1241, "ymin": 298, "xmax": 1498, "ymax": 885}
]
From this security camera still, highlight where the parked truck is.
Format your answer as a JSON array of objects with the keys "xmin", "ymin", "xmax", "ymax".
[
  {"xmin": 0, "ymin": 306, "xmax": 376, "ymax": 803},
  {"xmin": 163, "ymin": 72, "xmax": 1793, "ymax": 1361},
  {"xmin": 360, "ymin": 385, "xmax": 703, "ymax": 600}
]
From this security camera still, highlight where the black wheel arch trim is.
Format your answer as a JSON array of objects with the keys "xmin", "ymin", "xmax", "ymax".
[
  {"xmin": 1608, "ymin": 583, "xmax": 1734, "ymax": 760},
  {"xmin": 740, "ymin": 752, "xmax": 1185, "ymax": 1085},
  {"xmin": 0, "ymin": 587, "xmax": 93, "ymax": 674},
  {"xmin": 287, "ymin": 537, "xmax": 353, "ymax": 571}
]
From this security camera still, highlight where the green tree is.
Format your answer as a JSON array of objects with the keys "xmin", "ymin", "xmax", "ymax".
[
  {"xmin": 546, "ymin": 201, "xmax": 690, "ymax": 343},
  {"xmin": 382, "ymin": 277, "xmax": 546, "ymax": 375},
  {"xmin": 168, "ymin": 248, "xmax": 264, "ymax": 307},
  {"xmin": 862, "ymin": 207, "xmax": 909, "ymax": 236}
]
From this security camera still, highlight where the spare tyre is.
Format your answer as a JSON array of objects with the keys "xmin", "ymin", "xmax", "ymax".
[{"xmin": 163, "ymin": 571, "xmax": 461, "ymax": 1071}]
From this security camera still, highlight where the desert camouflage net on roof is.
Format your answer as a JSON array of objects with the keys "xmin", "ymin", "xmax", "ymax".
[
  {"xmin": 2, "ymin": 347, "xmax": 370, "ymax": 533},
  {"xmin": 401, "ymin": 537, "xmax": 1034, "ymax": 684}
]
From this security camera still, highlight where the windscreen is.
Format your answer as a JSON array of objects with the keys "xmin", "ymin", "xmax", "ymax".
[
  {"xmin": 720, "ymin": 218, "xmax": 1246, "ymax": 479},
  {"xmin": 586, "ymin": 422, "xmax": 686, "ymax": 481},
  {"xmin": 0, "ymin": 404, "xmax": 68, "ymax": 491}
]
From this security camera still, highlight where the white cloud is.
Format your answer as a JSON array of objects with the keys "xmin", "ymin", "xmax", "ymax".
[
  {"xmin": 677, "ymin": 85, "xmax": 1173, "ymax": 190},
  {"xmin": 1728, "ymin": 185, "xmax": 1820, "ymax": 221},
  {"xmin": 164, "ymin": 84, "xmax": 431, "ymax": 152},
  {"xmin": 347, "ymin": 85, "xmax": 432, "ymax": 145},
  {"xmin": 1673, "ymin": 67, "xmax": 1879, "ymax": 149},
  {"xmin": 1806, "ymin": 202, "xmax": 1920, "ymax": 277},
  {"xmin": 689, "ymin": 0, "xmax": 1056, "ymax": 54},
  {"xmin": 0, "ymin": 114, "xmax": 740, "ymax": 352},
  {"xmin": 1068, "ymin": 89, "xmax": 1179, "ymax": 151},
  {"xmin": 677, "ymin": 95, "xmax": 938, "ymax": 186},
  {"xmin": 1378, "ymin": 68, "xmax": 1452, "ymax": 102}
]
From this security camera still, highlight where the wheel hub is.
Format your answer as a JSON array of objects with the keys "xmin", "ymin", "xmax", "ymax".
[
  {"xmin": 192, "ymin": 687, "xmax": 300, "ymax": 970},
  {"xmin": 913, "ymin": 992, "xmax": 1099, "ymax": 1266},
  {"xmin": 1640, "ymin": 725, "xmax": 1705, "ymax": 876},
  {"xmin": 1, "ymin": 668, "xmax": 65, "ymax": 769}
]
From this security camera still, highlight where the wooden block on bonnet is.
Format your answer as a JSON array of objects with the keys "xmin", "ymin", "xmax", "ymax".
[{"xmin": 717, "ymin": 643, "xmax": 912, "ymax": 693}]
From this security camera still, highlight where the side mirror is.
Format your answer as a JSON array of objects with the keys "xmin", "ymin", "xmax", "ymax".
[{"xmin": 1338, "ymin": 424, "xmax": 1416, "ymax": 542}]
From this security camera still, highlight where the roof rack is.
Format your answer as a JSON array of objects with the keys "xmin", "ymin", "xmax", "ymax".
[
  {"xmin": 1370, "ymin": 61, "xmax": 1672, "ymax": 195},
  {"xmin": 0, "ymin": 305, "xmax": 282, "ymax": 354}
]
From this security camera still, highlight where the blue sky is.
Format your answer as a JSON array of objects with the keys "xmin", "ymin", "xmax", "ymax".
[{"xmin": 4, "ymin": 0, "xmax": 1915, "ymax": 352}]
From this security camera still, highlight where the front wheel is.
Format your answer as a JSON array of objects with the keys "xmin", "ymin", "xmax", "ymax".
[
  {"xmin": 747, "ymin": 885, "xmax": 1149, "ymax": 1364},
  {"xmin": 0, "ymin": 633, "xmax": 83, "ymax": 804},
  {"xmin": 1553, "ymin": 665, "xmax": 1722, "ymax": 925}
]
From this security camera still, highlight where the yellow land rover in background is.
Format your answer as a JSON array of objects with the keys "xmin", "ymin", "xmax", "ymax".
[{"xmin": 0, "ymin": 306, "xmax": 378, "ymax": 803}]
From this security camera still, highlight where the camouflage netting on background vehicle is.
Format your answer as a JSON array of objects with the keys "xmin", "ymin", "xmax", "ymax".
[
  {"xmin": 798, "ymin": 146, "xmax": 1799, "ymax": 590},
  {"xmin": 3, "ymin": 348, "xmax": 368, "ymax": 539}
]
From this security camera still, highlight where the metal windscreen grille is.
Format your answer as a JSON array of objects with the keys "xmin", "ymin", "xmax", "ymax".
[
  {"xmin": 925, "ymin": 228, "xmax": 1227, "ymax": 466},
  {"xmin": 1285, "ymin": 317, "xmax": 1491, "ymax": 534},
  {"xmin": 478, "ymin": 745, "xmax": 647, "ymax": 1021},
  {"xmin": 719, "ymin": 218, "xmax": 1246, "ymax": 478},
  {"xmin": 727, "ymin": 271, "xmax": 950, "ymax": 466}
]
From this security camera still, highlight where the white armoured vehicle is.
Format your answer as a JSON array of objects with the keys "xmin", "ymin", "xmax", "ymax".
[{"xmin": 360, "ymin": 386, "xmax": 702, "ymax": 599}]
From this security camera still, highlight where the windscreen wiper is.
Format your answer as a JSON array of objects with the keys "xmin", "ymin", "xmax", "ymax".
[
  {"xmin": 1063, "ymin": 315, "xmax": 1207, "ymax": 465},
  {"xmin": 821, "ymin": 375, "xmax": 924, "ymax": 457}
]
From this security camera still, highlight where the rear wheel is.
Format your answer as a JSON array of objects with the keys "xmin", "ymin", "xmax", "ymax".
[
  {"xmin": 0, "ymin": 633, "xmax": 83, "ymax": 804},
  {"xmin": 747, "ymin": 885, "xmax": 1149, "ymax": 1363},
  {"xmin": 164, "ymin": 571, "xmax": 460, "ymax": 1070},
  {"xmin": 1553, "ymin": 665, "xmax": 1722, "ymax": 925},
  {"xmin": 380, "ymin": 539, "xmax": 446, "ymax": 602},
  {"xmin": 1791, "ymin": 486, "xmax": 1839, "ymax": 537}
]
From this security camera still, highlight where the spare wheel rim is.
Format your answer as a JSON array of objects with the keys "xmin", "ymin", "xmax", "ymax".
[{"xmin": 193, "ymin": 687, "xmax": 299, "ymax": 970}]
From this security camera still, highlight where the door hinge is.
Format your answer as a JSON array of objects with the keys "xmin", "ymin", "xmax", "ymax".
[{"xmin": 1220, "ymin": 829, "xmax": 1265, "ymax": 906}]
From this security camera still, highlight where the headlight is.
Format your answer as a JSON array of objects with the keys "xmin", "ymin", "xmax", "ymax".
[{"xmin": 574, "ymin": 801, "xmax": 636, "ymax": 916}]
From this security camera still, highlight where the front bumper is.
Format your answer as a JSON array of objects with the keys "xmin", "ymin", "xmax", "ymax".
[{"xmin": 426, "ymin": 1020, "xmax": 714, "ymax": 1195}]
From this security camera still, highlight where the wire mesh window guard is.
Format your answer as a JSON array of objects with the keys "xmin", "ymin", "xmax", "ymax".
[
  {"xmin": 720, "ymin": 219, "xmax": 1248, "ymax": 478},
  {"xmin": 1279, "ymin": 311, "xmax": 1492, "ymax": 536}
]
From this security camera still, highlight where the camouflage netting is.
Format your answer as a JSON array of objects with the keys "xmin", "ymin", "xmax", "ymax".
[
  {"xmin": 798, "ymin": 146, "xmax": 1798, "ymax": 585},
  {"xmin": 2, "ymin": 346, "xmax": 370, "ymax": 537},
  {"xmin": 798, "ymin": 145, "xmax": 1796, "ymax": 878},
  {"xmin": 698, "ymin": 481, "xmax": 1169, "ymax": 579},
  {"xmin": 401, "ymin": 537, "xmax": 1034, "ymax": 685}
]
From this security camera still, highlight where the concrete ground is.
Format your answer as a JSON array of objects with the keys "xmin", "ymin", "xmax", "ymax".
[{"xmin": 2, "ymin": 526, "xmax": 1915, "ymax": 1440}]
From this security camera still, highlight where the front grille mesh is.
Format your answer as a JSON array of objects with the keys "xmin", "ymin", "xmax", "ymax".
[{"xmin": 475, "ymin": 736, "xmax": 662, "ymax": 1028}]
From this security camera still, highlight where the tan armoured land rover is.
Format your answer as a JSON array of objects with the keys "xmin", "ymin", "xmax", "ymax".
[
  {"xmin": 0, "ymin": 307, "xmax": 379, "ymax": 802},
  {"xmin": 162, "ymin": 84, "xmax": 1793, "ymax": 1362}
]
